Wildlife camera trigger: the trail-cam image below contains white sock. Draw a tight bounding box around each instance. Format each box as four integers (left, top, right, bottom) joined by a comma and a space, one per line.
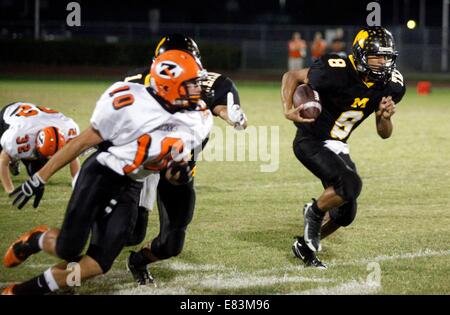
38, 232, 46, 250
43, 268, 59, 292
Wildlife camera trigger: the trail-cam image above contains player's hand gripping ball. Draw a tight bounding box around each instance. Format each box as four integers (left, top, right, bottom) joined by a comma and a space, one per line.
293, 84, 322, 119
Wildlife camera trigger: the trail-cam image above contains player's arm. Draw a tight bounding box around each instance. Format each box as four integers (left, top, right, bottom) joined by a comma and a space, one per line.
281, 68, 314, 123
213, 106, 229, 122
69, 158, 80, 178
10, 126, 103, 209
38, 126, 103, 182
375, 96, 395, 139
0, 150, 14, 193
211, 79, 247, 130
213, 103, 248, 130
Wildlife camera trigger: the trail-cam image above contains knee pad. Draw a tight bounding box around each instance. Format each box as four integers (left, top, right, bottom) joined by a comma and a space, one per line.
125, 206, 149, 246
335, 170, 362, 201
329, 200, 357, 227
55, 237, 83, 264
151, 229, 186, 260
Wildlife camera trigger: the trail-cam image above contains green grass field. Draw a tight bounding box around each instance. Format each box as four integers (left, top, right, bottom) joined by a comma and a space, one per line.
0, 78, 449, 295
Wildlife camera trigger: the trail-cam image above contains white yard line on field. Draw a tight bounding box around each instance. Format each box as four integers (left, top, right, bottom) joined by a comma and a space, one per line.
256, 248, 450, 274
170, 273, 335, 290
16, 248, 449, 295
163, 261, 230, 272
291, 280, 381, 295
327, 248, 450, 268
113, 284, 188, 295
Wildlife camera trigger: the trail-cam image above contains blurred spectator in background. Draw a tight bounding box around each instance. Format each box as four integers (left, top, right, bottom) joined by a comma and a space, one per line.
288, 32, 307, 70
310, 32, 327, 63
330, 28, 347, 58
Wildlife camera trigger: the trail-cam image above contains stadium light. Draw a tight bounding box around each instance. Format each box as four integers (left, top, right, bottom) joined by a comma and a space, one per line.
407, 20, 416, 29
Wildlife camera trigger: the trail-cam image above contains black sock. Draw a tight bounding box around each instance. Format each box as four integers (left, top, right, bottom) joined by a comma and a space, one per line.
129, 248, 153, 267
27, 232, 44, 254
311, 200, 325, 219
13, 274, 52, 295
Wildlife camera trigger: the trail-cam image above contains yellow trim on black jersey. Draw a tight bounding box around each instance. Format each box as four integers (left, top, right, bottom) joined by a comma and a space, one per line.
348, 54, 375, 88
144, 74, 151, 87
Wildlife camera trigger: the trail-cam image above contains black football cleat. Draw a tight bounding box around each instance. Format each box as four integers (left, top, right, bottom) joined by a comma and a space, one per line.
292, 236, 328, 270
303, 200, 324, 252
126, 251, 155, 286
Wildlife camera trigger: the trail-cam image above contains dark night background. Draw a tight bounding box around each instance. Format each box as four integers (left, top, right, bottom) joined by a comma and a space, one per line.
0, 0, 443, 27
0, 0, 447, 74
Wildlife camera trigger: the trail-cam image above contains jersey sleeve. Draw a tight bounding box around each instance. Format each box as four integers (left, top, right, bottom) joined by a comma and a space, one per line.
210, 77, 240, 115
0, 129, 34, 160
387, 69, 406, 104
307, 54, 348, 94
90, 82, 125, 141
66, 119, 80, 140
0, 130, 13, 157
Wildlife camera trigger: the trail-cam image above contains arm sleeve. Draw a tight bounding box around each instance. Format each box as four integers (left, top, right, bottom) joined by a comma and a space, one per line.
89, 84, 122, 141
210, 77, 240, 115
0, 131, 12, 158
1, 130, 21, 160
307, 57, 336, 93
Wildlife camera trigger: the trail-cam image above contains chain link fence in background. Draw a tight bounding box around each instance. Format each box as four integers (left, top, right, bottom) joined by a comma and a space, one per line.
1, 21, 449, 74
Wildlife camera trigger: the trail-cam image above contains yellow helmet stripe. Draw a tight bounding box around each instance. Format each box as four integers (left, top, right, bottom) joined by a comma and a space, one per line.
353, 30, 369, 48
154, 37, 167, 57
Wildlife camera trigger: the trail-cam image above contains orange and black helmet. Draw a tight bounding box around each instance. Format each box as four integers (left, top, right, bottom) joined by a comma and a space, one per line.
35, 126, 65, 159
352, 26, 398, 83
150, 50, 207, 111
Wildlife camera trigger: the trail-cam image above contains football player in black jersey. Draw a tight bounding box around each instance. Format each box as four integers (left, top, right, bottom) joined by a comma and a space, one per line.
281, 27, 405, 268
123, 34, 248, 285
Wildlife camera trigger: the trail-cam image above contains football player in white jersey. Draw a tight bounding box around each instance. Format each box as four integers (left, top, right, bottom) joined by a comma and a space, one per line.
123, 35, 248, 285
1, 50, 212, 295
0, 102, 80, 204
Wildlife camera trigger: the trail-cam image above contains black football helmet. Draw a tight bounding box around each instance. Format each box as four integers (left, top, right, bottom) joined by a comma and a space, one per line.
154, 33, 201, 60
352, 26, 398, 84
152, 34, 213, 102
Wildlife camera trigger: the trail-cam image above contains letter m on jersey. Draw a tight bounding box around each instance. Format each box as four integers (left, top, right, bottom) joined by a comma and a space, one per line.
350, 98, 369, 109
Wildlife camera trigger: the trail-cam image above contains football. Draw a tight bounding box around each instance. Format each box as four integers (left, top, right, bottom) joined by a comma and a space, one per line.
293, 84, 322, 119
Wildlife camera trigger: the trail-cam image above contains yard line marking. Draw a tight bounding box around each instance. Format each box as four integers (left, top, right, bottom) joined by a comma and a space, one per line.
257, 248, 450, 274
112, 284, 188, 295
327, 248, 450, 268
21, 248, 450, 295
291, 280, 381, 295
163, 261, 230, 272
170, 273, 335, 290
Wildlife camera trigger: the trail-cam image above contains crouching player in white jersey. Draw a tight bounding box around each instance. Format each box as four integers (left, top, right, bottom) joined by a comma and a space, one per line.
0, 102, 80, 206
1, 50, 212, 295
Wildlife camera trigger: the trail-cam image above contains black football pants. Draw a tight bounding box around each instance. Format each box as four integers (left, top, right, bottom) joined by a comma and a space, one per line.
56, 152, 142, 272
293, 132, 362, 227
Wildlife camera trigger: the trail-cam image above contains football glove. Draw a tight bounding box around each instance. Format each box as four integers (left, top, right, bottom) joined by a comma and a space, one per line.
10, 174, 46, 209
165, 162, 193, 185
227, 92, 247, 130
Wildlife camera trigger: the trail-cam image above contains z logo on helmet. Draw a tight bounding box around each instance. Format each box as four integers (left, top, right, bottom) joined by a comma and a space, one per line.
156, 61, 182, 79
37, 131, 46, 147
